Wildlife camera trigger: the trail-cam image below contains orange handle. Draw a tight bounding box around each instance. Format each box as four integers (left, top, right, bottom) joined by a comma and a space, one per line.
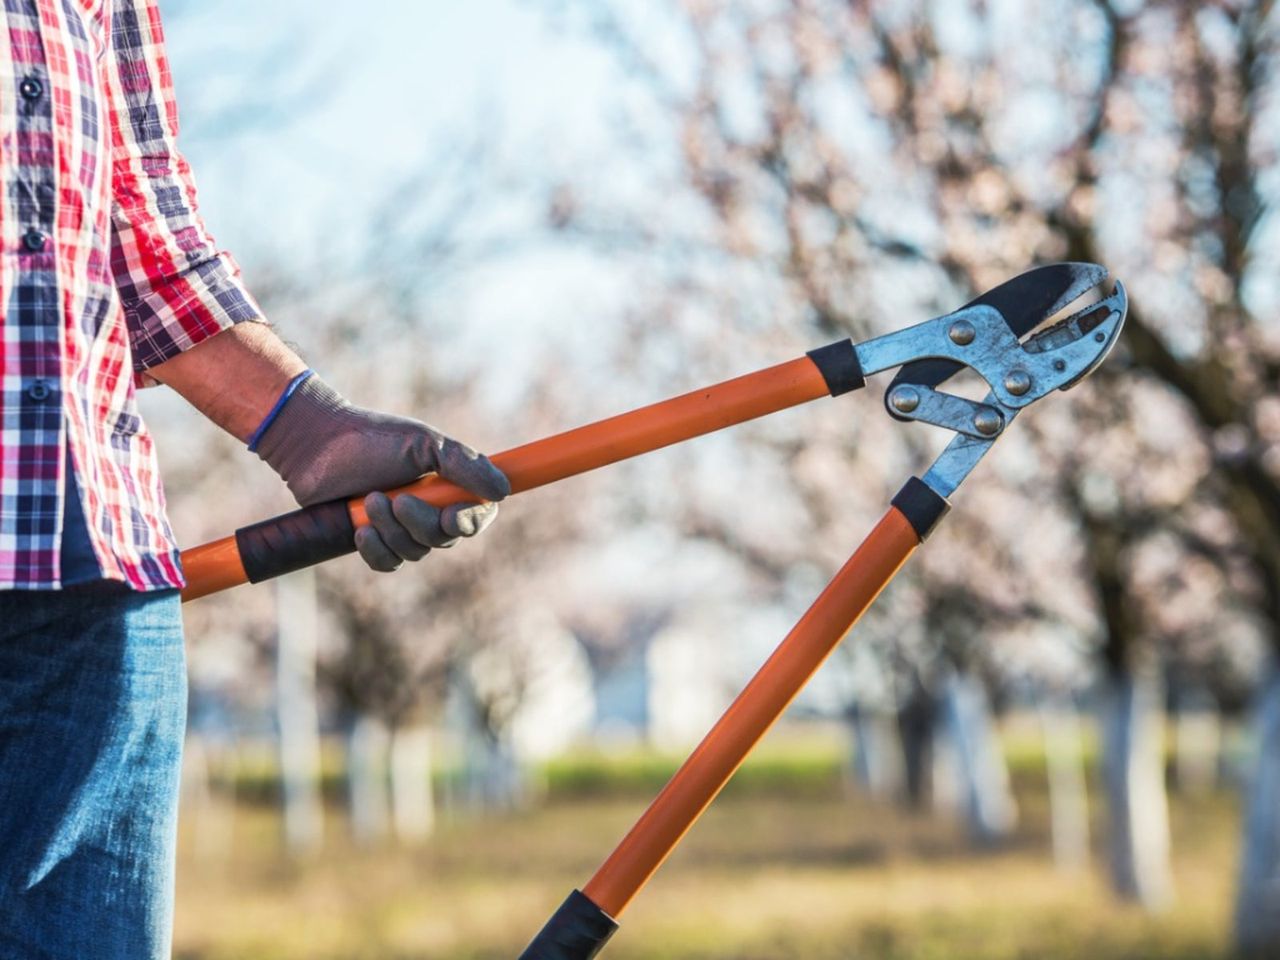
180, 355, 835, 602
581, 505, 919, 917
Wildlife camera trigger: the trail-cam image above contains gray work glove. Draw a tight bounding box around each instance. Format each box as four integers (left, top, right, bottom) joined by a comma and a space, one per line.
256, 376, 510, 572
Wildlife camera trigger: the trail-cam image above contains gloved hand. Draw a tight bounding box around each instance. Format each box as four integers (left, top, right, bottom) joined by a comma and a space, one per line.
255, 375, 509, 572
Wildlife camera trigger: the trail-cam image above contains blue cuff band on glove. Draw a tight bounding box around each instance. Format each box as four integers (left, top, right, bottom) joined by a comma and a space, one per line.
246, 369, 315, 452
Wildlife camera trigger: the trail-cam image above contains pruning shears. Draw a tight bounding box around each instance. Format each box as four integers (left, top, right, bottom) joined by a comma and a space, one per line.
178, 262, 1127, 959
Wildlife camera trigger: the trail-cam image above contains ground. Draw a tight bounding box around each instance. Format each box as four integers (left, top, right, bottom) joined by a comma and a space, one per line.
172, 731, 1242, 959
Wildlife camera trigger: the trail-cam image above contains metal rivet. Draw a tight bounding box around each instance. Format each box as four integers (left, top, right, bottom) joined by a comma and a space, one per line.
1094, 331, 1106, 342
1004, 369, 1032, 396
889, 385, 921, 414
1053, 359, 1066, 372
948, 320, 976, 346
973, 408, 1003, 436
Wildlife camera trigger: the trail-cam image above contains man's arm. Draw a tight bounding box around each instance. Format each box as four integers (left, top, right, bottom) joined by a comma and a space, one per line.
105, 3, 506, 570
149, 323, 509, 571
147, 322, 305, 442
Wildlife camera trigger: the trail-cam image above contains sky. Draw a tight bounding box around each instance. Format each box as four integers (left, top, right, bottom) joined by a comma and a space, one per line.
161, 0, 658, 401
165, 0, 624, 267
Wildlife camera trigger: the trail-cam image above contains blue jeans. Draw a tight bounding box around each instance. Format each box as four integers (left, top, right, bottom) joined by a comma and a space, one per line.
0, 583, 186, 960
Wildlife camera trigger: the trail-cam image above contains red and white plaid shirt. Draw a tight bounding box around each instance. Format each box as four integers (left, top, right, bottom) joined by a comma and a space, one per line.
0, 0, 261, 590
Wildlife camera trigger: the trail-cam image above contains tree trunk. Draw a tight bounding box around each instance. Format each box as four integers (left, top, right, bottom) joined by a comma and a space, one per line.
848, 705, 903, 799
1235, 660, 1280, 955
276, 568, 324, 855
940, 671, 1018, 844
1038, 695, 1090, 871
180, 729, 234, 867
1078, 496, 1173, 909
390, 724, 435, 844
897, 687, 935, 809
1100, 664, 1173, 909
930, 727, 961, 816
454, 668, 530, 812
1173, 688, 1220, 796
347, 713, 390, 845
464, 735, 528, 811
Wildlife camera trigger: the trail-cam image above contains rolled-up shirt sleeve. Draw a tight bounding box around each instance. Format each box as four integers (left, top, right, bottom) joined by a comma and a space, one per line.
104, 0, 264, 385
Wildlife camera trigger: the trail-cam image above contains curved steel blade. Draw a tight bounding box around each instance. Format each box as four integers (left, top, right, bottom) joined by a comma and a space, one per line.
889, 262, 1109, 396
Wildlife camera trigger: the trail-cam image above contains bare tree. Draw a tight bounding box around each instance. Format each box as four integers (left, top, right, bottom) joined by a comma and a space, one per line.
537, 0, 1279, 931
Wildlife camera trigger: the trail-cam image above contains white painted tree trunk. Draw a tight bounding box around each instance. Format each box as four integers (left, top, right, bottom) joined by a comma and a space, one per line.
931, 730, 962, 816
1235, 662, 1280, 954
180, 729, 212, 840
940, 671, 1017, 844
276, 568, 324, 855
1173, 692, 1221, 796
347, 713, 391, 845
1100, 666, 1173, 909
180, 730, 234, 866
465, 736, 528, 811
1038, 696, 1090, 871
390, 724, 435, 844
849, 706, 903, 798
452, 668, 529, 812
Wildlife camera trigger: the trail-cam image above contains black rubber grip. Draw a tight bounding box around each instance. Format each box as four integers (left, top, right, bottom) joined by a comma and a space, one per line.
518, 889, 618, 960
891, 477, 950, 541
235, 499, 357, 583
806, 339, 865, 396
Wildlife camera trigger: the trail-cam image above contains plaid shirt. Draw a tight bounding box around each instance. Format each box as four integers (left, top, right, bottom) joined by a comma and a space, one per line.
1, 0, 262, 590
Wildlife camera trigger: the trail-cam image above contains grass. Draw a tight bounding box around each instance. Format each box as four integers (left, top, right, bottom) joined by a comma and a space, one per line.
173, 729, 1244, 960
541, 736, 847, 800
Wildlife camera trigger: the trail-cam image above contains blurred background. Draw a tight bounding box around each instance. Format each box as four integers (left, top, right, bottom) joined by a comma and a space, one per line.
147, 0, 1279, 957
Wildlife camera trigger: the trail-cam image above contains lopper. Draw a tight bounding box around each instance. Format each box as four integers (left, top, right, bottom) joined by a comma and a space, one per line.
179, 262, 1128, 959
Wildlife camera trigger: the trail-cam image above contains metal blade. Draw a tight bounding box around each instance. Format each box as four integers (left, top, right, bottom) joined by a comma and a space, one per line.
965, 262, 1108, 339
888, 262, 1109, 401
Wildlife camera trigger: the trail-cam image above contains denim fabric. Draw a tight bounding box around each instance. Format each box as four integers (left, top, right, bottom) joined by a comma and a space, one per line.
0, 583, 186, 960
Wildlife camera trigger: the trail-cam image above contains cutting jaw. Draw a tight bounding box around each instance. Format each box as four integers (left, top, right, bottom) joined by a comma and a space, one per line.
1020, 279, 1126, 390
852, 262, 1128, 497
886, 262, 1111, 399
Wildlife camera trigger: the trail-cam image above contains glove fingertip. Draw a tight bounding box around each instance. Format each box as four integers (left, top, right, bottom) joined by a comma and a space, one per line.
480, 459, 512, 501
437, 440, 510, 501
391, 494, 442, 546
355, 525, 402, 573
459, 456, 510, 502
443, 501, 500, 538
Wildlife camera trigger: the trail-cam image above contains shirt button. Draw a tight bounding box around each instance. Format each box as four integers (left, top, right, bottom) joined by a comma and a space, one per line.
19, 76, 42, 101
22, 228, 47, 252
26, 380, 50, 402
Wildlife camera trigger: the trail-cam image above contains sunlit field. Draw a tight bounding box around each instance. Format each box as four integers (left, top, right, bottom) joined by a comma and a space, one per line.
172, 729, 1241, 960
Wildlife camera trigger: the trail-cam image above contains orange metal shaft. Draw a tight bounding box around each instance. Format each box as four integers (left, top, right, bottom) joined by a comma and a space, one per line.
180, 355, 831, 601
179, 537, 250, 600
581, 506, 920, 917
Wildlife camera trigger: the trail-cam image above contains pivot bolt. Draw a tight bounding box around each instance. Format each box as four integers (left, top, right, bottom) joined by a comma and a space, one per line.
1004, 369, 1032, 396
973, 408, 1003, 437
889, 385, 921, 414
948, 320, 976, 346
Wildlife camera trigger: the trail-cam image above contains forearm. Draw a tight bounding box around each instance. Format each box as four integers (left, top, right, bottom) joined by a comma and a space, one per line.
147, 322, 307, 442
150, 321, 507, 572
